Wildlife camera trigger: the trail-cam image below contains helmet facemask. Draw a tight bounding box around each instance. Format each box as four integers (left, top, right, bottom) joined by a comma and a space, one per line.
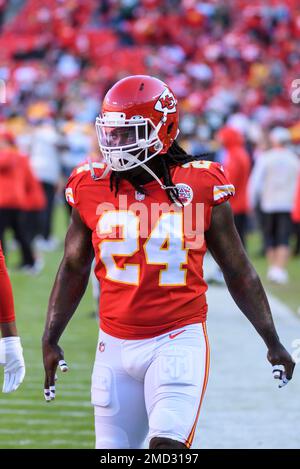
95, 112, 165, 172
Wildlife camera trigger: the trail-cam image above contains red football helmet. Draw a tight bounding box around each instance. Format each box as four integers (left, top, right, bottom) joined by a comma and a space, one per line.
95, 75, 179, 172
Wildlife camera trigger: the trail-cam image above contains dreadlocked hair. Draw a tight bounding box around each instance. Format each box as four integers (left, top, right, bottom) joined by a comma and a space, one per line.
110, 169, 145, 197
109, 140, 213, 205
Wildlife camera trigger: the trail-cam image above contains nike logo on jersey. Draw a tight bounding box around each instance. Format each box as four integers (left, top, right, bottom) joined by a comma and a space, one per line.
169, 329, 186, 339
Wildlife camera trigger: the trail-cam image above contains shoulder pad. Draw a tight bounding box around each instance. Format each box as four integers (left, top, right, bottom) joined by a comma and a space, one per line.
75, 161, 105, 175
181, 160, 216, 170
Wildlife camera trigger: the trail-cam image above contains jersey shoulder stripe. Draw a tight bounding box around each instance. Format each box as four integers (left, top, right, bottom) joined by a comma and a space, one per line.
213, 184, 235, 201
181, 160, 214, 170
177, 160, 234, 206
65, 161, 108, 207
76, 161, 105, 175
65, 187, 75, 205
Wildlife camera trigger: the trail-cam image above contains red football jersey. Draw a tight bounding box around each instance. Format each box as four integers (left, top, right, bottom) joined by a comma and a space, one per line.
0, 243, 15, 324
66, 160, 234, 339
292, 174, 300, 223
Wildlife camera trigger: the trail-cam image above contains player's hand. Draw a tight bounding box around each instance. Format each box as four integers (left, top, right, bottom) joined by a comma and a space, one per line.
42, 340, 68, 402
267, 342, 295, 388
0, 337, 26, 393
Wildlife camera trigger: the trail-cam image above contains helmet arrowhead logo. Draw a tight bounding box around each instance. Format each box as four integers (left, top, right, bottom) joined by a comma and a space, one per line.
154, 88, 177, 114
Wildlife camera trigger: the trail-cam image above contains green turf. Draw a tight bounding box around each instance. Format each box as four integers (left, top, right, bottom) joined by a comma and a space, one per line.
0, 206, 299, 448
247, 231, 300, 316
0, 204, 97, 449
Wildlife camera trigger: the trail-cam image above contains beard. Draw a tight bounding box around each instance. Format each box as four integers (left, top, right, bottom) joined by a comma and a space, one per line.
115, 151, 165, 187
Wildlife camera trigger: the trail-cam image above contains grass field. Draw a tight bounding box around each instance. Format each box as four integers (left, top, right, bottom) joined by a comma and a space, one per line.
0, 204, 299, 449
247, 232, 300, 315
0, 205, 96, 449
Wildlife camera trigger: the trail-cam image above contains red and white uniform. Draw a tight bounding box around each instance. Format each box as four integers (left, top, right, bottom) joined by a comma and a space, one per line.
292, 174, 300, 223
0, 243, 25, 394
66, 159, 234, 448
0, 243, 15, 324
66, 160, 234, 339
0, 149, 45, 211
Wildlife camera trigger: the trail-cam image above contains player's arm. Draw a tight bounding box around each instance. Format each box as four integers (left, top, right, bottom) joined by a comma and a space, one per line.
0, 247, 25, 393
42, 207, 94, 401
205, 201, 295, 386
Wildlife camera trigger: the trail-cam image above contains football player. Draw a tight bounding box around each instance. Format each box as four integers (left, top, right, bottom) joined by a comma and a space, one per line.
0, 243, 25, 392
42, 76, 295, 449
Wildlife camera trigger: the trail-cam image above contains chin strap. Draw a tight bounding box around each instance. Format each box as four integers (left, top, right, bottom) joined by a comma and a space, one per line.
90, 155, 177, 192
116, 151, 175, 192
133, 113, 177, 191
89, 156, 176, 192
139, 162, 176, 191
90, 140, 176, 192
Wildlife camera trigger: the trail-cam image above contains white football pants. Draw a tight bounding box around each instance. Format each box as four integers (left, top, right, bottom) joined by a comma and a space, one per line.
91, 322, 210, 449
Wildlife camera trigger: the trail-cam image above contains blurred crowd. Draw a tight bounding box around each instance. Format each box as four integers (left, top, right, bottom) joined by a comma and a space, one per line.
0, 0, 299, 284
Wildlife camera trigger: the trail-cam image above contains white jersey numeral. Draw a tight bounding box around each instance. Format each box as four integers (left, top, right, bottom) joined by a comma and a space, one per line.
144, 212, 188, 286
98, 211, 140, 285
97, 211, 188, 286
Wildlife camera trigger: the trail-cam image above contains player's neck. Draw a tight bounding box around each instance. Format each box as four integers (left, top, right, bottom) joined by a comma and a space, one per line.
123, 155, 166, 186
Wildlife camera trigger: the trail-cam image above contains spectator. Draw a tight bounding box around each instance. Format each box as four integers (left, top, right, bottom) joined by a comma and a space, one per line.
60, 120, 92, 179
29, 119, 62, 251
216, 126, 251, 247
249, 127, 299, 284
292, 173, 300, 256
0, 130, 43, 273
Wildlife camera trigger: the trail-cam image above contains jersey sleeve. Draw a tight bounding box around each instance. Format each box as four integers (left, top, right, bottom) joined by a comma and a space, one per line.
0, 244, 15, 324
191, 161, 235, 232
292, 175, 300, 223
65, 169, 79, 208
205, 162, 235, 206
65, 161, 106, 209
65, 162, 94, 210
65, 161, 107, 228
65, 166, 90, 227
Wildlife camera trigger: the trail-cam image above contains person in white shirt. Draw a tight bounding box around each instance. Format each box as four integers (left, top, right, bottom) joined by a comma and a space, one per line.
249, 127, 299, 284
29, 120, 62, 251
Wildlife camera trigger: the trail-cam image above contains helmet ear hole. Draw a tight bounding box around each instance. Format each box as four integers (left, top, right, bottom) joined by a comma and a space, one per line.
167, 123, 174, 134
